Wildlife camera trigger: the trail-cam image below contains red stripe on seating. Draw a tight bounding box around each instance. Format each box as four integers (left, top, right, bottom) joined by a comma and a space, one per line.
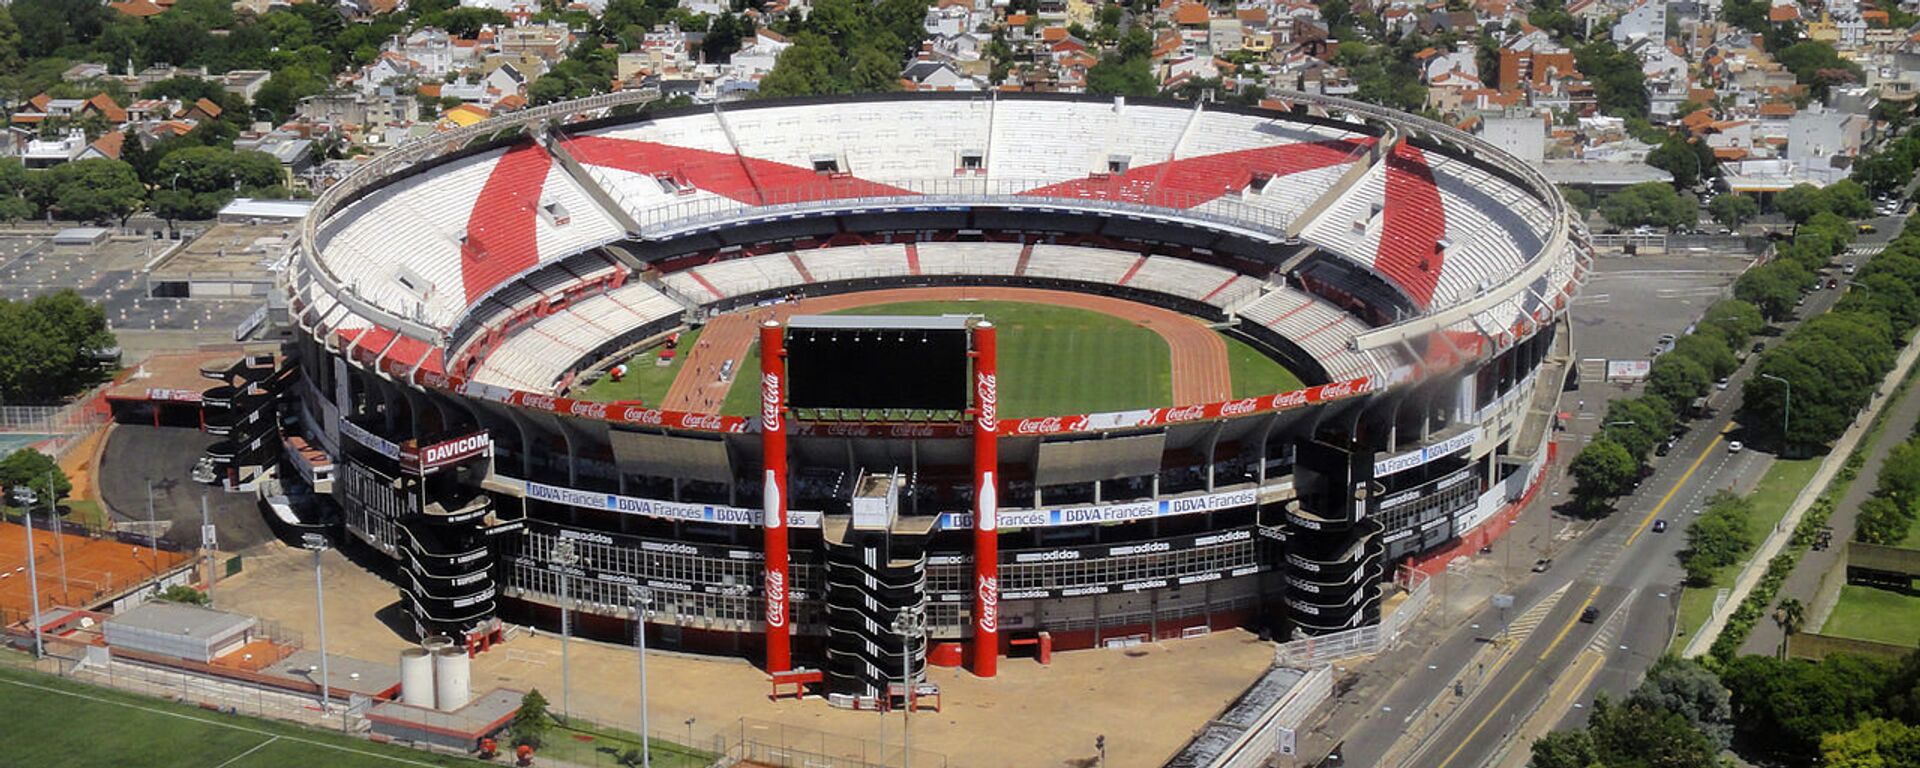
686, 269, 726, 300
563, 136, 915, 204
787, 252, 816, 283
1375, 144, 1446, 308
1264, 296, 1313, 327
1201, 274, 1239, 302
1018, 138, 1374, 207
1015, 244, 1034, 276
462, 143, 552, 304
1297, 317, 1344, 341
905, 243, 921, 275
1117, 255, 1148, 285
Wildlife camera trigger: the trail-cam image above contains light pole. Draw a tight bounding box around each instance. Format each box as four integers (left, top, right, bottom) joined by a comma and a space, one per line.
46, 472, 65, 599
1760, 373, 1791, 450
301, 533, 332, 718
550, 538, 579, 722
18, 486, 44, 659
892, 605, 926, 768
684, 718, 696, 766
628, 585, 654, 768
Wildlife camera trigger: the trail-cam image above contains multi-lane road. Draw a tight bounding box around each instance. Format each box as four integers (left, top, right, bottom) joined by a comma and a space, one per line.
1343, 230, 1893, 768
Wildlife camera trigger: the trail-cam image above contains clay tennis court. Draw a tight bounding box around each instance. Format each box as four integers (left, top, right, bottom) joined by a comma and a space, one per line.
0, 520, 191, 617
664, 286, 1232, 412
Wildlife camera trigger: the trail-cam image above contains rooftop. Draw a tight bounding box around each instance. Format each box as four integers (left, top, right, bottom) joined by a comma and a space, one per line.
104, 601, 256, 642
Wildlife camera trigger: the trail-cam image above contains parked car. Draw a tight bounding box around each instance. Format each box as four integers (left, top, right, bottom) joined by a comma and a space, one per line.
1728, 441, 1744, 453
1716, 377, 1731, 390
1532, 558, 1553, 573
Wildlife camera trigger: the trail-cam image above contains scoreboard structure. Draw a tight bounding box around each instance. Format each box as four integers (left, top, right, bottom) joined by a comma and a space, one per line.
759, 317, 1003, 679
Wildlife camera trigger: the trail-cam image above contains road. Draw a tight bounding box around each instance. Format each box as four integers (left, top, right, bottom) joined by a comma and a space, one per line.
1367, 236, 1882, 768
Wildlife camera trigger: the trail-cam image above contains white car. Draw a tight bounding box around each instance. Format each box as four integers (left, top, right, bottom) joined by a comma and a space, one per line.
1728, 441, 1744, 453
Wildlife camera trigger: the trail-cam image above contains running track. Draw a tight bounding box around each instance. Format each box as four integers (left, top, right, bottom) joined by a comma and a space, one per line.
662, 287, 1231, 412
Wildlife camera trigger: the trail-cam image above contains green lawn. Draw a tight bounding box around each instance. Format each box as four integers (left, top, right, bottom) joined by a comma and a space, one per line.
706, 301, 1305, 418
1821, 585, 1920, 647
1671, 456, 1823, 651
575, 327, 701, 406
537, 719, 713, 768
827, 300, 1170, 417
0, 660, 483, 767
1226, 337, 1305, 398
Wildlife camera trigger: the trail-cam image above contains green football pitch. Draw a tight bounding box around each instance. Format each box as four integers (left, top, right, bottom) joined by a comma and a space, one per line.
0, 662, 482, 768
706, 300, 1303, 418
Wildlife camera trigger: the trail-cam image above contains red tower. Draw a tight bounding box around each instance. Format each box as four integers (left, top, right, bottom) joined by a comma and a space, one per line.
972, 321, 1000, 677
759, 320, 792, 674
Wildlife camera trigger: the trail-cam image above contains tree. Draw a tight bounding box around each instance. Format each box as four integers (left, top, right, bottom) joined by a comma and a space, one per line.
0, 291, 115, 404
1735, 262, 1813, 320
1773, 597, 1806, 659
1777, 40, 1862, 97
0, 448, 70, 505
1575, 41, 1649, 118
1826, 180, 1877, 219
1702, 299, 1765, 344
1648, 353, 1711, 406
1854, 496, 1912, 545
1587, 693, 1724, 768
1877, 440, 1920, 507
1684, 491, 1753, 584
1710, 194, 1759, 230
1647, 135, 1704, 189
1777, 183, 1827, 223
1571, 438, 1637, 507
1823, 718, 1920, 768
159, 585, 209, 605
1086, 54, 1157, 96
1599, 182, 1696, 231
1530, 729, 1602, 768
1720, 653, 1896, 762
1630, 657, 1734, 749
40, 158, 144, 223
511, 689, 554, 748
1744, 338, 1877, 446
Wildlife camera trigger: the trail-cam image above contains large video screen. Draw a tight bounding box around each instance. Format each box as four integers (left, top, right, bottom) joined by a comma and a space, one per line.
786, 320, 971, 411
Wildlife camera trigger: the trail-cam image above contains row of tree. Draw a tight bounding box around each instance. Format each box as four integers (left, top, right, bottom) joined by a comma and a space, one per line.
1568, 299, 1764, 510
1740, 217, 1920, 448
1683, 491, 1759, 586
1537, 649, 1920, 767
1855, 434, 1920, 545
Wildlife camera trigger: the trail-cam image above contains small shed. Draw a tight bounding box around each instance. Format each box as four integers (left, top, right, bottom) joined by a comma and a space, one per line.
103, 601, 256, 664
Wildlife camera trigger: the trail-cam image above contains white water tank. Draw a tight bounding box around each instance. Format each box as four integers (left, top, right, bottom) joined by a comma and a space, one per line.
399, 647, 435, 709
421, 635, 454, 653
432, 646, 471, 712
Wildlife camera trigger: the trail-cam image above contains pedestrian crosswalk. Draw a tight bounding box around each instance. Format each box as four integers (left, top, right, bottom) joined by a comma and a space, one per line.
1502, 583, 1569, 640
1848, 245, 1886, 258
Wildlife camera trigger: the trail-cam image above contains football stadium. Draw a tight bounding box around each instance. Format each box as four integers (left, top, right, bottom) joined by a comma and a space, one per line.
251, 91, 1588, 699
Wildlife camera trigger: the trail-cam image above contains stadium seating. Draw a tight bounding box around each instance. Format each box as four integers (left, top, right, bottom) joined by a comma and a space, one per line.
913, 242, 1023, 275
471, 281, 682, 391
1236, 288, 1399, 381
316, 143, 627, 334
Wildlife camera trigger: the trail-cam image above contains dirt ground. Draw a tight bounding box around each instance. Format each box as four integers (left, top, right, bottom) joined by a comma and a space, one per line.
219, 543, 1276, 768
0, 519, 190, 619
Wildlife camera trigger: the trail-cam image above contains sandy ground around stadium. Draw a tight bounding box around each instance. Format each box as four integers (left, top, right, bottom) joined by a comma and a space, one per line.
664, 287, 1231, 412
219, 543, 1273, 768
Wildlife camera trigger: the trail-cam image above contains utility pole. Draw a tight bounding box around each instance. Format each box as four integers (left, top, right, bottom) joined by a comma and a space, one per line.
892, 605, 925, 768
303, 534, 332, 721
22, 496, 44, 658
145, 481, 160, 587
629, 585, 654, 768
200, 496, 216, 608
550, 539, 579, 722
47, 472, 65, 599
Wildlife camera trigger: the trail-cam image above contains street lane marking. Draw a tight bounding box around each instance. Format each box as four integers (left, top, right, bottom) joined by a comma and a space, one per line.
1430, 429, 1729, 768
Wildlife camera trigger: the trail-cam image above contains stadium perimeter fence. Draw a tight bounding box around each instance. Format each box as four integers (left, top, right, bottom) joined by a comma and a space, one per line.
1272, 567, 1432, 668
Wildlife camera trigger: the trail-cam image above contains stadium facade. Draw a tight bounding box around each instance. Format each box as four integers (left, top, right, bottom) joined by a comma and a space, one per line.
254, 92, 1588, 699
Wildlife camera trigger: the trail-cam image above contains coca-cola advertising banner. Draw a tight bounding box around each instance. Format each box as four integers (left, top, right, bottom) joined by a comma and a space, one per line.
392, 359, 1368, 438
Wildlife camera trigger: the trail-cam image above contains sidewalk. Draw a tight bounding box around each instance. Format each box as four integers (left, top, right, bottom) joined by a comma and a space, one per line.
1741, 365, 1920, 655
1685, 323, 1920, 658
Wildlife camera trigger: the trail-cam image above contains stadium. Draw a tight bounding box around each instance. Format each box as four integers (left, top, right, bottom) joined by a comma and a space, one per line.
258, 91, 1588, 700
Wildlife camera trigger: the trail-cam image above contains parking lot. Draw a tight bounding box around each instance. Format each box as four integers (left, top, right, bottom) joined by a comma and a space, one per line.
0, 234, 264, 353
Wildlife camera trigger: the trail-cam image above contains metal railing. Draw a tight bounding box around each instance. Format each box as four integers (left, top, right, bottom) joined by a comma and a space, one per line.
1272, 568, 1431, 667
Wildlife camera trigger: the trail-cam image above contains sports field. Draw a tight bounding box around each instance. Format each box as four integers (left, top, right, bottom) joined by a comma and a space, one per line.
0, 518, 190, 618
0, 661, 482, 767
575, 327, 704, 406
689, 300, 1302, 418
